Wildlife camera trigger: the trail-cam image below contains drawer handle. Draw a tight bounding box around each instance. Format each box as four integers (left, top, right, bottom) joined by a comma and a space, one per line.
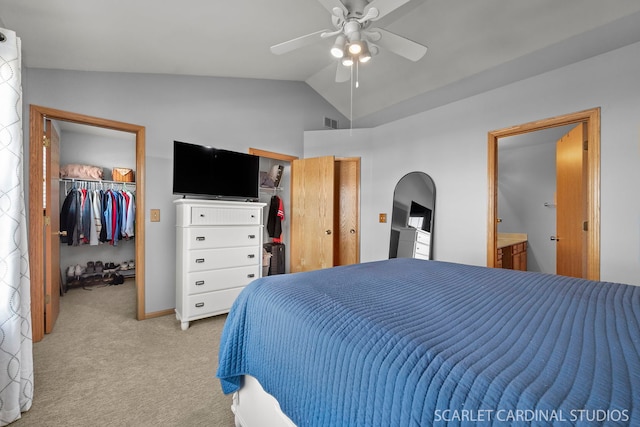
200, 214, 205, 217
247, 274, 255, 278
195, 302, 204, 308
195, 258, 205, 263
250, 214, 256, 218
247, 254, 255, 259
195, 280, 205, 286
196, 236, 205, 241
248, 234, 256, 239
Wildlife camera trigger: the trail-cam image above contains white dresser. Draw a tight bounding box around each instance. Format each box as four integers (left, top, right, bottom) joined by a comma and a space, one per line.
397, 227, 431, 260
175, 199, 266, 330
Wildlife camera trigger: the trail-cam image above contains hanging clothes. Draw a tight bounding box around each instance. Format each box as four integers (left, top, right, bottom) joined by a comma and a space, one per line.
90, 189, 102, 245
267, 195, 284, 243
59, 187, 78, 245
60, 183, 135, 246
80, 188, 92, 244
122, 190, 135, 239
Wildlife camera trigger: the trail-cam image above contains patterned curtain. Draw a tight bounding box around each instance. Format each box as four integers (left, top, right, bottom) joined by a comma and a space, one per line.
0, 28, 33, 426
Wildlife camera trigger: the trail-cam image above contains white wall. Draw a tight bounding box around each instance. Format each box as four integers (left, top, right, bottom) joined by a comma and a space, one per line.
305, 40, 640, 286
23, 70, 348, 313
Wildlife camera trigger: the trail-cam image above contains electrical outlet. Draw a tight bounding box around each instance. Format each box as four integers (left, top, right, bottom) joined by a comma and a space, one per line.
379, 213, 387, 223
150, 209, 160, 222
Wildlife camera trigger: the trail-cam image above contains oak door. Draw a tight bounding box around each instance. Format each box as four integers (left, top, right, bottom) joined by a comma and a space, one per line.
334, 158, 359, 266
556, 123, 588, 278
290, 156, 335, 272
44, 119, 61, 333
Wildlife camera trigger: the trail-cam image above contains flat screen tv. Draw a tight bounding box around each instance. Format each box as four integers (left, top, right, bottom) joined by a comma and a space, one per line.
172, 141, 259, 200
408, 200, 432, 232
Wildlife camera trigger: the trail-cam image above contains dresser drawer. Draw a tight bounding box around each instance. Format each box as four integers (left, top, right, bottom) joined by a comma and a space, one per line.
185, 226, 261, 250
185, 287, 245, 318
187, 265, 259, 294
416, 231, 431, 245
191, 206, 262, 226
188, 246, 260, 272
415, 242, 430, 257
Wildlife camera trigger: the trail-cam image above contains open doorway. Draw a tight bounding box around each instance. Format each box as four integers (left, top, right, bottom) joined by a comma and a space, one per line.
487, 108, 600, 280
29, 105, 146, 342
249, 148, 298, 275
56, 121, 137, 294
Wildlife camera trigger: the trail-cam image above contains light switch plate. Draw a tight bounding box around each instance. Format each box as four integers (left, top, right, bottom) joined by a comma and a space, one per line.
150, 209, 160, 222
379, 213, 387, 223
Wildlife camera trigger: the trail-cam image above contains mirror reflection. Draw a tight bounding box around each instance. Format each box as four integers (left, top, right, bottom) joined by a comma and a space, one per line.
389, 172, 435, 260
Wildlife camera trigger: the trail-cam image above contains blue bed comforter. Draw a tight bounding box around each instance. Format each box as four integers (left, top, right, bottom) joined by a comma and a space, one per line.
217, 259, 639, 426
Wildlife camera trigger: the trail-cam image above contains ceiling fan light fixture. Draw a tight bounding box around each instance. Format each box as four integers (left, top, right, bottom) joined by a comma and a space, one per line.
342, 56, 354, 67
359, 42, 371, 63
348, 41, 362, 55
330, 35, 347, 58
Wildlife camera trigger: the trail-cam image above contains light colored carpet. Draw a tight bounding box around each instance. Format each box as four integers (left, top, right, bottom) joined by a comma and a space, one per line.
11, 280, 235, 426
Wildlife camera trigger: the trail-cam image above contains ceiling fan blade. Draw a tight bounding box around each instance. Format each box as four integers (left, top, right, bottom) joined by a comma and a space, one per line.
270, 30, 327, 55
371, 28, 427, 61
335, 62, 351, 82
317, 0, 348, 16
364, 0, 411, 21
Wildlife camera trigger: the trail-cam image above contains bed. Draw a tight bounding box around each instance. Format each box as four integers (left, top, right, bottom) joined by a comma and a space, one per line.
217, 258, 639, 426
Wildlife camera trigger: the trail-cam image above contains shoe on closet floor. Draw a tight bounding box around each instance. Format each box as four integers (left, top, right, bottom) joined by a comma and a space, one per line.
66, 265, 75, 279
74, 264, 84, 277
95, 261, 104, 273
86, 261, 95, 274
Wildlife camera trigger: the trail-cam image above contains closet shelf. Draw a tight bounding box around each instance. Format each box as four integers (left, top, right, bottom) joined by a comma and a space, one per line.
60, 178, 136, 186
260, 186, 282, 193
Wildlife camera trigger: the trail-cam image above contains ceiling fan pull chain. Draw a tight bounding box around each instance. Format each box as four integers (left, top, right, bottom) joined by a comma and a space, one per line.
350, 64, 354, 133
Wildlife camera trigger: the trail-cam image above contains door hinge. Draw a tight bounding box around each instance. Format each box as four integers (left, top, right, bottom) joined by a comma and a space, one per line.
583, 220, 588, 231
583, 140, 588, 151
44, 216, 51, 226
43, 135, 51, 148
45, 294, 51, 304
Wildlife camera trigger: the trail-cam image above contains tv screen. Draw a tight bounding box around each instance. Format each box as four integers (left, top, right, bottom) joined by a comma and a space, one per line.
173, 141, 259, 200
408, 200, 432, 232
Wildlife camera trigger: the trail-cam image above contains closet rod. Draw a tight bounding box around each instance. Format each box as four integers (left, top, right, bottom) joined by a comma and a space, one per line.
60, 178, 136, 186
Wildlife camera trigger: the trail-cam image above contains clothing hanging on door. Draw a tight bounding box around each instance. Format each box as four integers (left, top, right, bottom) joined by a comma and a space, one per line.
266, 195, 284, 243
60, 184, 135, 246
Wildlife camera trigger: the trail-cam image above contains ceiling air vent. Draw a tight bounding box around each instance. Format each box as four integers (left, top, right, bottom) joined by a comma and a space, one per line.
324, 117, 338, 130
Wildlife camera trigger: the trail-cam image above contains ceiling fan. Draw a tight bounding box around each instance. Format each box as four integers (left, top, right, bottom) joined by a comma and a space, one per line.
270, 0, 428, 82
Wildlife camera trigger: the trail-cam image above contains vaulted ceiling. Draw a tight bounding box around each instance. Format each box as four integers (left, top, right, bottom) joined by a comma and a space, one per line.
2, 0, 640, 123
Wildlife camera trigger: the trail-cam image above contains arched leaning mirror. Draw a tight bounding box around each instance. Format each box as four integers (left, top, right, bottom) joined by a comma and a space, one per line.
389, 172, 435, 260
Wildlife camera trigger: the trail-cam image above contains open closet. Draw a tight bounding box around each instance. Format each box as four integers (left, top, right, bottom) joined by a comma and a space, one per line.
56, 121, 137, 291
29, 105, 146, 342
249, 148, 298, 275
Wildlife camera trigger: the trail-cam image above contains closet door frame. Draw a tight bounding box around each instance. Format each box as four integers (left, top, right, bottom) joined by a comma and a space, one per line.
248, 148, 298, 274
29, 104, 146, 342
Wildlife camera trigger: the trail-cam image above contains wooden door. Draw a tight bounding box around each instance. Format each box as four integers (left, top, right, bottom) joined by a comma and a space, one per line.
556, 123, 587, 278
30, 105, 147, 342
44, 119, 61, 332
290, 156, 335, 272
487, 108, 600, 281
334, 158, 360, 266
